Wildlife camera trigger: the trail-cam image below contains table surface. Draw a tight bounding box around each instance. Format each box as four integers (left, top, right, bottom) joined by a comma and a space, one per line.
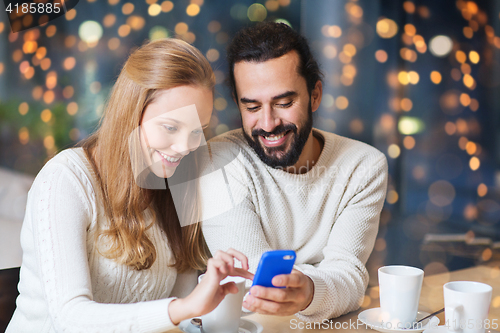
167, 265, 500, 332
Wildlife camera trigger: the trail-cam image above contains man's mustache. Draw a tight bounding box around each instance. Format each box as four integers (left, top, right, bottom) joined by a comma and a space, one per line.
251, 124, 297, 137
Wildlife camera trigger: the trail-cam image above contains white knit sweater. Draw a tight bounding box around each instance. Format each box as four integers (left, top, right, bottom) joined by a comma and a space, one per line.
7, 148, 197, 333
200, 129, 388, 322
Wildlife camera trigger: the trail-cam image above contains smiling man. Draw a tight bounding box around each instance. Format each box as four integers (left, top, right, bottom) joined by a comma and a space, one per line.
200, 22, 388, 321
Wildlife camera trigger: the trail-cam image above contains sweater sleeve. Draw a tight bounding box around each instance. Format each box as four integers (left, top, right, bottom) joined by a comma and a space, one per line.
29, 162, 177, 333
295, 155, 388, 321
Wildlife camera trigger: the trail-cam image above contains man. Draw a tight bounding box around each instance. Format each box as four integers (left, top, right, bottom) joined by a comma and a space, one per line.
200, 22, 388, 321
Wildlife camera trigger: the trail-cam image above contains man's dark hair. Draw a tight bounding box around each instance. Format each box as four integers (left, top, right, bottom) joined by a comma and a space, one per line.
227, 22, 322, 101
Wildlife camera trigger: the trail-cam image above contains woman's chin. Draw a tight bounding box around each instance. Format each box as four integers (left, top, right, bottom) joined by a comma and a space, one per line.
150, 165, 176, 179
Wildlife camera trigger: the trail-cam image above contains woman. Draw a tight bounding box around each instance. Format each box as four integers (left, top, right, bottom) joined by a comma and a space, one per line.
7, 38, 252, 332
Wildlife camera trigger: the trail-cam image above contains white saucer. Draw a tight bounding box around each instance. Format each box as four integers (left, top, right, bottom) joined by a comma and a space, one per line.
358, 308, 440, 333
179, 318, 263, 333
423, 325, 500, 333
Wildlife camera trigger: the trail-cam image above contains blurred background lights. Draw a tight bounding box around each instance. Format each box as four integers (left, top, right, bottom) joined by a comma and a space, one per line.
428, 180, 456, 207
477, 183, 488, 197
430, 71, 442, 84
230, 4, 248, 20
375, 50, 388, 63
386, 190, 399, 204
388, 144, 401, 158
376, 18, 398, 39
65, 9, 77, 21
248, 3, 267, 22
18, 102, 29, 115
122, 3, 134, 15
398, 117, 425, 135
335, 96, 349, 110
403, 136, 416, 149
148, 4, 162, 16
161, 1, 174, 12
78, 21, 103, 44
149, 26, 169, 40
469, 156, 480, 171
469, 50, 480, 63
321, 94, 334, 108
429, 35, 453, 57
186, 4, 201, 16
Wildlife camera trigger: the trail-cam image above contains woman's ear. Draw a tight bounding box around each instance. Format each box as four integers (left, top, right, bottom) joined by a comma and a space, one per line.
310, 80, 323, 113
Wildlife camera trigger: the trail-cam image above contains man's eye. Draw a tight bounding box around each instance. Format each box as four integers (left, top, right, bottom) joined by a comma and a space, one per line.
277, 101, 293, 108
247, 106, 260, 111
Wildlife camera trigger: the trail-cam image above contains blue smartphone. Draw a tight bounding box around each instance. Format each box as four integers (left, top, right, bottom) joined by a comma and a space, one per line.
251, 250, 296, 288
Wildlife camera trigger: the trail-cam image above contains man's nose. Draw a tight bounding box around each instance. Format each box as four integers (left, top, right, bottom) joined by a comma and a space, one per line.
258, 105, 281, 133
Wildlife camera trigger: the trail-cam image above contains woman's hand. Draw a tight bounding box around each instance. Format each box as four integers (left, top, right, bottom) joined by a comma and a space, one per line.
168, 248, 254, 325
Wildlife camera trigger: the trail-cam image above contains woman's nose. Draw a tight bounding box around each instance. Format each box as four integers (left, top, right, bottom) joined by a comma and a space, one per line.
171, 134, 200, 155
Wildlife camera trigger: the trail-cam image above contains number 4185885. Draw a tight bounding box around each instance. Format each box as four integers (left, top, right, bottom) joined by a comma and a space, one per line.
5, 2, 61, 14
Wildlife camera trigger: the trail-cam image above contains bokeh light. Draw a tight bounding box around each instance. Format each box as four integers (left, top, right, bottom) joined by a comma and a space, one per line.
248, 3, 267, 22
375, 50, 388, 63
429, 180, 455, 207
388, 144, 401, 158
161, 1, 174, 12
122, 3, 134, 15
398, 117, 425, 135
429, 35, 453, 57
376, 18, 398, 39
335, 96, 349, 110
79, 21, 103, 44
149, 26, 169, 40
186, 4, 200, 16
148, 4, 162, 16
469, 156, 480, 171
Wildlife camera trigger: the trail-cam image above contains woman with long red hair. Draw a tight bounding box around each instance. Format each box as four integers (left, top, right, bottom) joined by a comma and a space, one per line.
7, 38, 251, 332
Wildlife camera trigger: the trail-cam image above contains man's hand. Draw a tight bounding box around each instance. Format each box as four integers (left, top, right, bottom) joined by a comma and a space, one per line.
242, 269, 314, 316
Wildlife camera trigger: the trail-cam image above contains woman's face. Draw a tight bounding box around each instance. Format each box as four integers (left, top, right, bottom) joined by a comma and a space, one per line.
139, 85, 213, 179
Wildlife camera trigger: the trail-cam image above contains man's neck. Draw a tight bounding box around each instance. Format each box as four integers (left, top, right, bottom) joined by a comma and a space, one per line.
285, 130, 324, 174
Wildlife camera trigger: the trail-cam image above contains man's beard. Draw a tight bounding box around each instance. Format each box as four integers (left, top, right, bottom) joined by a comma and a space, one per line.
242, 104, 313, 168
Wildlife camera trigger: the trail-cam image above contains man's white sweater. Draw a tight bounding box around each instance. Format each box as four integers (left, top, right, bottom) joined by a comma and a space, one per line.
200, 128, 388, 321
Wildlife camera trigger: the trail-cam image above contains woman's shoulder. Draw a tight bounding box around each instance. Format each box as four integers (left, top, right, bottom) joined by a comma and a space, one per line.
33, 148, 98, 201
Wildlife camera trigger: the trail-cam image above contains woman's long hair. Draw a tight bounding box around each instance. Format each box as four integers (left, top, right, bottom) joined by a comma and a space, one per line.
82, 38, 214, 272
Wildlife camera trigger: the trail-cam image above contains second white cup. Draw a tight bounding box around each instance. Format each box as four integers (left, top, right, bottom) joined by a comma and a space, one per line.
378, 265, 424, 328
444, 281, 492, 333
199, 275, 246, 333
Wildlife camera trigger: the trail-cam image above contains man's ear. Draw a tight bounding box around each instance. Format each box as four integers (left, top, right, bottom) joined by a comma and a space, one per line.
310, 81, 323, 113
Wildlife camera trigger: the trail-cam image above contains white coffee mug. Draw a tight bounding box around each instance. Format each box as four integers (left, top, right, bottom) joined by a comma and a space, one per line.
199, 275, 246, 333
378, 265, 424, 328
444, 281, 492, 333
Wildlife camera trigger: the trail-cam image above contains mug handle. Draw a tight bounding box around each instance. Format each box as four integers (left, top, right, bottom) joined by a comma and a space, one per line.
446, 304, 462, 332
241, 292, 255, 317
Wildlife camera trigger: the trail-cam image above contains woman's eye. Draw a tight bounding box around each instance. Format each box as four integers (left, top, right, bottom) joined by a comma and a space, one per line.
163, 125, 177, 132
192, 129, 203, 135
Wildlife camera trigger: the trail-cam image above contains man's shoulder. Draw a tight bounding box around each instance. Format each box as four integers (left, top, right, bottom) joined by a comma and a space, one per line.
317, 129, 387, 167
